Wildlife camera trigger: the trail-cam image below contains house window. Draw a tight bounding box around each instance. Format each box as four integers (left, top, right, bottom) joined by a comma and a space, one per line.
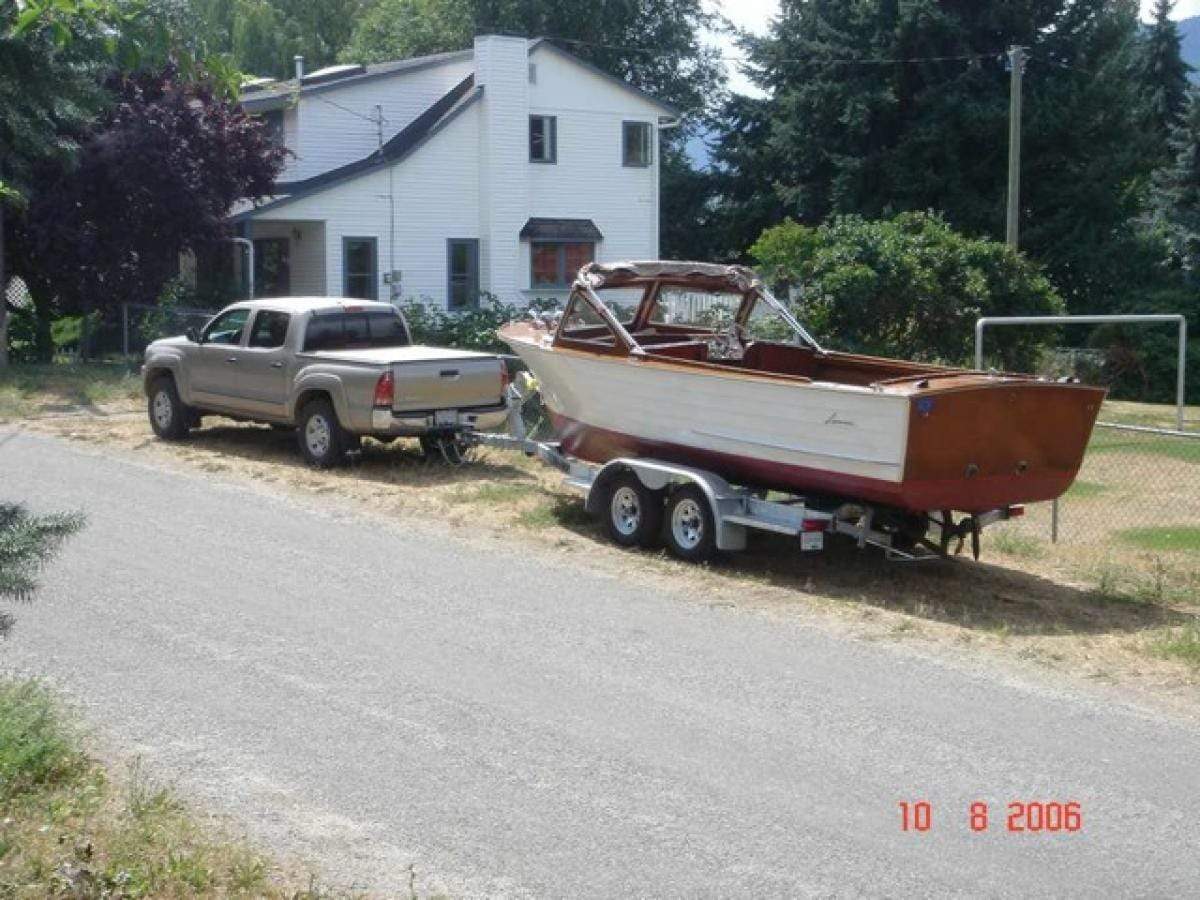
531, 241, 594, 289
253, 237, 290, 296
622, 121, 652, 167
530, 115, 557, 163
342, 237, 377, 300
447, 239, 479, 310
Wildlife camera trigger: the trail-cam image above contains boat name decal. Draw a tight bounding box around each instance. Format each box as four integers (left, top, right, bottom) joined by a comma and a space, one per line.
824, 412, 855, 427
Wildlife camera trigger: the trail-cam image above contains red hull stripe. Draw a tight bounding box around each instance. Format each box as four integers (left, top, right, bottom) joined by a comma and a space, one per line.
550, 412, 1075, 513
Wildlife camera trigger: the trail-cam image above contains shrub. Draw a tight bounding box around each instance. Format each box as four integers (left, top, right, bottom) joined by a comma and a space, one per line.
398, 292, 545, 353
750, 212, 1066, 370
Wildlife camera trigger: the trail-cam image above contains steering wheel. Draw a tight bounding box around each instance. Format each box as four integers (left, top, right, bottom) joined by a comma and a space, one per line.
708, 323, 747, 361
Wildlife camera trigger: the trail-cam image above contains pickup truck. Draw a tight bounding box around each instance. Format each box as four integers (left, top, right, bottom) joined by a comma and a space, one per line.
142, 297, 509, 467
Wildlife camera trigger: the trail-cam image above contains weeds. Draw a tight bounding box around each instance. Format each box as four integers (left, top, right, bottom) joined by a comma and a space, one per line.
0, 678, 326, 898
990, 528, 1046, 559
1149, 624, 1200, 668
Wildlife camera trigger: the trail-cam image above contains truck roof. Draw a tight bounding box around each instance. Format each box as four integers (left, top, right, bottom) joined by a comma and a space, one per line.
231, 297, 398, 315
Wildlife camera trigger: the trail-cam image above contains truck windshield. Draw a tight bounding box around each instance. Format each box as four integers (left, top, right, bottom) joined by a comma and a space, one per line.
303, 311, 411, 352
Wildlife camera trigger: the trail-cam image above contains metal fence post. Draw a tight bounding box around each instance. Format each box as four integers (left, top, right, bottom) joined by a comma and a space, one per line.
1051, 498, 1059, 543
1179, 317, 1188, 432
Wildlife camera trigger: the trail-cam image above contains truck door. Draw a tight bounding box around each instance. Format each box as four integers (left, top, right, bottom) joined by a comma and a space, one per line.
236, 309, 292, 418
191, 308, 250, 405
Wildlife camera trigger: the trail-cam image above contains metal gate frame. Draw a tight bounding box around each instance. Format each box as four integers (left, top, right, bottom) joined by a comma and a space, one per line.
975, 314, 1191, 541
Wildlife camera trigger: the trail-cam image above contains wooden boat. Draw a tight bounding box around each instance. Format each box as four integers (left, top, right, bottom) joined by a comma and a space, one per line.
499, 261, 1104, 516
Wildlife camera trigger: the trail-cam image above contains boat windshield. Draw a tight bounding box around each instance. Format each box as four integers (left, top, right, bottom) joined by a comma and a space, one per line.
641, 286, 806, 344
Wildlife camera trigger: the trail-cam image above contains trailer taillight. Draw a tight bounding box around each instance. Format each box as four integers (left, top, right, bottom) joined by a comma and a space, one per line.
373, 370, 394, 408
801, 518, 827, 532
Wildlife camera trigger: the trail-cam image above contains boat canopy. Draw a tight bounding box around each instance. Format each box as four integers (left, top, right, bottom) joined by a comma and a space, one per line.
579, 260, 762, 293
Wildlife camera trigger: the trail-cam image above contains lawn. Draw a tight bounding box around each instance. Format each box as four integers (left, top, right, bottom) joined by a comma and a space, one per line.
0, 363, 142, 421
0, 679, 333, 898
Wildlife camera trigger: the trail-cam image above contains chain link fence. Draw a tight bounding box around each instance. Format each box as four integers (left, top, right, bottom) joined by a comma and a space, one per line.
977, 316, 1198, 576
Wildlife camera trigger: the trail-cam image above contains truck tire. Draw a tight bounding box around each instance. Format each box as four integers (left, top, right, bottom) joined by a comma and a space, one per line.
297, 398, 351, 468
601, 472, 663, 548
663, 484, 717, 563
147, 375, 192, 441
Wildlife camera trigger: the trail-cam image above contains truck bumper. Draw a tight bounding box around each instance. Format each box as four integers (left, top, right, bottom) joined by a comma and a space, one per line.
371, 404, 509, 435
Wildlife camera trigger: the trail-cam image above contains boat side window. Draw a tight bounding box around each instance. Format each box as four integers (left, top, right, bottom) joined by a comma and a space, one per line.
647, 287, 741, 332
557, 295, 618, 348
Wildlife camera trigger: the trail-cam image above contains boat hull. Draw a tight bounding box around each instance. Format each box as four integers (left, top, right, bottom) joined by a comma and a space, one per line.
506, 331, 1103, 513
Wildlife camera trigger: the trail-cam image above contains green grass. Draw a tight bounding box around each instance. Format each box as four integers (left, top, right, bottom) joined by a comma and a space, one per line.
1117, 526, 1200, 554
990, 528, 1047, 559
0, 363, 141, 421
0, 677, 332, 898
1087, 429, 1200, 465
1065, 479, 1108, 499
1149, 625, 1200, 668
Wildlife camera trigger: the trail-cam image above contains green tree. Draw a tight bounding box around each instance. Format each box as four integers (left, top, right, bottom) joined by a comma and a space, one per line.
340, 0, 473, 64
750, 212, 1065, 369
1150, 86, 1200, 279
0, 504, 84, 637
341, 0, 723, 120
1137, 0, 1191, 149
719, 0, 1154, 310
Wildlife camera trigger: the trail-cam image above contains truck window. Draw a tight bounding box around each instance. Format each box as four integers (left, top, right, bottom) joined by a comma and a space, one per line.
248, 310, 291, 349
202, 308, 250, 345
302, 311, 411, 352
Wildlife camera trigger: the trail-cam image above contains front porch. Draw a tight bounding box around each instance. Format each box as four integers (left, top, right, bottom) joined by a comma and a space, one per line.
233, 219, 327, 299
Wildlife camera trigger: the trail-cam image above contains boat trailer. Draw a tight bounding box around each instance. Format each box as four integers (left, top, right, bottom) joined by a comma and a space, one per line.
461, 387, 1023, 563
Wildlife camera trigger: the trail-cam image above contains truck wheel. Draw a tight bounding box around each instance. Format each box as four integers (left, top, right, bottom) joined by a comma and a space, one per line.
664, 485, 717, 563
298, 398, 350, 468
148, 376, 192, 441
601, 472, 663, 548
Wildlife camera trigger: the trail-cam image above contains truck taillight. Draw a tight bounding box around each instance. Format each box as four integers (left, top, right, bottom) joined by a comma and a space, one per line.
500, 362, 510, 394
373, 370, 394, 407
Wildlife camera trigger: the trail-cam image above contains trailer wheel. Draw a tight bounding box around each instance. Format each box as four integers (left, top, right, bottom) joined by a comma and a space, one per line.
602, 473, 663, 548
664, 485, 716, 563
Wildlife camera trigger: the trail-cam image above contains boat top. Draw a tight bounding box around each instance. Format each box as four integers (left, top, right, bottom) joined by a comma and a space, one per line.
500, 260, 1105, 401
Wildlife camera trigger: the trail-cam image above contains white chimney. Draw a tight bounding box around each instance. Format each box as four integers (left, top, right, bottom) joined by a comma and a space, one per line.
475, 35, 530, 299
294, 55, 304, 81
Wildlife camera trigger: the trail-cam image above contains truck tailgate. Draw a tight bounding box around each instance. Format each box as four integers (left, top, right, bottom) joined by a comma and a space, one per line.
392, 356, 504, 413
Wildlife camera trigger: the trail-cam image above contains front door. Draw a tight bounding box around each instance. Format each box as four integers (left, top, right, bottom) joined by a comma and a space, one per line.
191, 307, 250, 405
254, 237, 291, 297
237, 309, 292, 418
447, 238, 479, 309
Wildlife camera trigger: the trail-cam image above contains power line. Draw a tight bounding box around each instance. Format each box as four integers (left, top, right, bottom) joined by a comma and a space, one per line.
544, 34, 1009, 66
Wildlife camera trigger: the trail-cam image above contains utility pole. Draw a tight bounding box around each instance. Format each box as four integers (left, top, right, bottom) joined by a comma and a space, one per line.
1006, 45, 1026, 249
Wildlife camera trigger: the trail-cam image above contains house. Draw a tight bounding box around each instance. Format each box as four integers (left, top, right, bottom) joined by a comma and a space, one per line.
227, 34, 678, 310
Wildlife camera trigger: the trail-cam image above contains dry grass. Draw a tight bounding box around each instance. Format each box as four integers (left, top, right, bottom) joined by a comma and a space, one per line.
0, 679, 341, 899
0, 364, 143, 422
15, 391, 1200, 710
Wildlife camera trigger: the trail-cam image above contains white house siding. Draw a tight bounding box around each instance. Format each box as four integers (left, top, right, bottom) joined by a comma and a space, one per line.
254, 105, 480, 303
242, 36, 670, 309
521, 46, 662, 303
281, 57, 474, 183
475, 35, 530, 304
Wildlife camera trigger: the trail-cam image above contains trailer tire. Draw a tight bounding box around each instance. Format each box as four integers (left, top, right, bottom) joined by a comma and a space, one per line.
601, 472, 663, 548
663, 484, 717, 563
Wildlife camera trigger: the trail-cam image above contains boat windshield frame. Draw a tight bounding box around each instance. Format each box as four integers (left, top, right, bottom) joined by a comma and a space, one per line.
567, 273, 824, 356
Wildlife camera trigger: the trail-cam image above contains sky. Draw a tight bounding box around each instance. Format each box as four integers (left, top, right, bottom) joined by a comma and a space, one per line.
712, 0, 1200, 96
